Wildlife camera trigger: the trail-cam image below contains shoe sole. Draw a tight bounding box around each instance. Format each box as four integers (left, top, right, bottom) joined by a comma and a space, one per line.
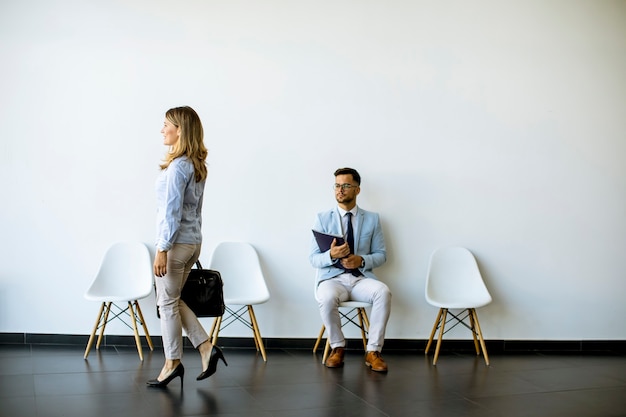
365, 362, 388, 372
325, 362, 344, 368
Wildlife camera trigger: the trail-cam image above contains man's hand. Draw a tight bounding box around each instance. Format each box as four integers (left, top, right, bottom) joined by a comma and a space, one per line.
154, 251, 167, 277
341, 254, 363, 270
329, 238, 350, 260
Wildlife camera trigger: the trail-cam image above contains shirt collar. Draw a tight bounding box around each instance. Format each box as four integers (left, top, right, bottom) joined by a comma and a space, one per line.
337, 206, 358, 217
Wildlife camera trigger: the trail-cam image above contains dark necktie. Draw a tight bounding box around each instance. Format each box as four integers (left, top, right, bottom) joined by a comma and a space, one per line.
345, 212, 361, 276
345, 212, 354, 254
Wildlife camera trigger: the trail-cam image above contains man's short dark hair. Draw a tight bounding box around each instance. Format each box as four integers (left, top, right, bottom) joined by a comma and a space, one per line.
334, 167, 361, 185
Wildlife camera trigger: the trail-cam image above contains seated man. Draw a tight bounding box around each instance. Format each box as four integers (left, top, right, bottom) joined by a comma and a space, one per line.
309, 167, 392, 372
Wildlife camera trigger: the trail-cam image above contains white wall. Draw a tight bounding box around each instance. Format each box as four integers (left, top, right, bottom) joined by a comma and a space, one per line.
1, 0, 625, 341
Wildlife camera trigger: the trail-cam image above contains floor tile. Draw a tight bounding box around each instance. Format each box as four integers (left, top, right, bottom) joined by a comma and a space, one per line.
0, 374, 35, 398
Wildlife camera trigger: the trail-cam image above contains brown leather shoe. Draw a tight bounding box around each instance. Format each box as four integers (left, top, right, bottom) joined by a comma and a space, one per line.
365, 351, 388, 372
325, 347, 345, 368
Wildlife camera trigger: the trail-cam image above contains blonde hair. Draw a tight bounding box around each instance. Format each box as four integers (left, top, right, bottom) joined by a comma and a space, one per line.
160, 106, 208, 182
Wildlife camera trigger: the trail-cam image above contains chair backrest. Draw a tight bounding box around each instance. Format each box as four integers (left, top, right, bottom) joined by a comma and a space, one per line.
425, 246, 492, 309
208, 242, 270, 305
84, 241, 154, 302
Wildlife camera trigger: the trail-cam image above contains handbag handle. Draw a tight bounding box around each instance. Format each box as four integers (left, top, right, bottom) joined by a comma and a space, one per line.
195, 260, 203, 269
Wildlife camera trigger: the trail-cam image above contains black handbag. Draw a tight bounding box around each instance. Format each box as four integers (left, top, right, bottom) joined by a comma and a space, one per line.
182, 261, 225, 317
156, 260, 225, 318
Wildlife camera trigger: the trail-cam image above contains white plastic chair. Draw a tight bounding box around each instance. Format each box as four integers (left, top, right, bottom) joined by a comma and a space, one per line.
207, 242, 270, 361
84, 242, 154, 361
312, 300, 371, 364
424, 247, 492, 365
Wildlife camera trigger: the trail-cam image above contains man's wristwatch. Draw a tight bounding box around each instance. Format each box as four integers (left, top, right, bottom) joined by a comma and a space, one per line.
360, 258, 365, 268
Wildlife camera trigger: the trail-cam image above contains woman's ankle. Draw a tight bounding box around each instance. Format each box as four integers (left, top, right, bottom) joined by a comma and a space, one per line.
198, 340, 213, 355
164, 358, 181, 369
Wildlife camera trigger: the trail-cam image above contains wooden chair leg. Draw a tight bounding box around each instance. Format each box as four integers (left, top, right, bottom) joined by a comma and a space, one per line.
357, 308, 368, 351
425, 308, 443, 354
468, 308, 480, 355
471, 309, 490, 366
313, 325, 326, 352
248, 306, 267, 362
361, 308, 370, 329
433, 308, 448, 365
250, 320, 261, 352
246, 307, 260, 352
210, 316, 222, 346
84, 302, 105, 359
128, 301, 144, 361
134, 302, 153, 351
211, 316, 223, 345
96, 302, 112, 350
322, 339, 331, 364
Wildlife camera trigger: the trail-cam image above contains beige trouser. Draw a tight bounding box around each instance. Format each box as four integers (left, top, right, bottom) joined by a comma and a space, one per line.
155, 243, 209, 359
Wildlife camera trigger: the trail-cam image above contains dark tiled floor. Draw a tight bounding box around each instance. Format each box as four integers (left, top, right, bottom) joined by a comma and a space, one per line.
1, 343, 625, 417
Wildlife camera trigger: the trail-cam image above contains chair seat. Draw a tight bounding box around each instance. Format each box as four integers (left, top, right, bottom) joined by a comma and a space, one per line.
85, 292, 152, 302
224, 296, 270, 306
338, 300, 371, 309
427, 298, 491, 309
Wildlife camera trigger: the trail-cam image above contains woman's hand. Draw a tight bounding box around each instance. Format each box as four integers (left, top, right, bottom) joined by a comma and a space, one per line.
154, 251, 168, 277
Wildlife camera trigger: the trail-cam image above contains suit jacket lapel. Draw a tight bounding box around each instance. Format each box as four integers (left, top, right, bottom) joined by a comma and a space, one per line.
353, 207, 363, 253
331, 207, 343, 236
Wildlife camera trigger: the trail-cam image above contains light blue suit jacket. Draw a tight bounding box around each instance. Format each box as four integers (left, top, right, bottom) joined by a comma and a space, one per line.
309, 206, 387, 285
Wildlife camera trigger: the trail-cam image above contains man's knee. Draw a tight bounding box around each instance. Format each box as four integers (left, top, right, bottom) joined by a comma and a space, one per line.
317, 292, 340, 308
375, 284, 392, 303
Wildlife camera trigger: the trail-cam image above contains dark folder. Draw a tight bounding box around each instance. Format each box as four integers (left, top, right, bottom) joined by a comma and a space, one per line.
312, 229, 345, 252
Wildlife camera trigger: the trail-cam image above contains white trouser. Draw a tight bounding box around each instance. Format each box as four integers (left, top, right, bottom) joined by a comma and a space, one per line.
316, 273, 392, 352
155, 243, 209, 359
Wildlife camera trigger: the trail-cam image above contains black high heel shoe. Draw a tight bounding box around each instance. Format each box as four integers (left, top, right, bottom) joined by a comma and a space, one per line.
147, 363, 185, 388
197, 346, 228, 380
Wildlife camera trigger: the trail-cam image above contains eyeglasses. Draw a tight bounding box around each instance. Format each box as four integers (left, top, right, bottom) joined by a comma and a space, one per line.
334, 183, 358, 191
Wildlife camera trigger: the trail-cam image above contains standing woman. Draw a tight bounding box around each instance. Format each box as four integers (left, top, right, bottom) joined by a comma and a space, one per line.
148, 106, 227, 388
